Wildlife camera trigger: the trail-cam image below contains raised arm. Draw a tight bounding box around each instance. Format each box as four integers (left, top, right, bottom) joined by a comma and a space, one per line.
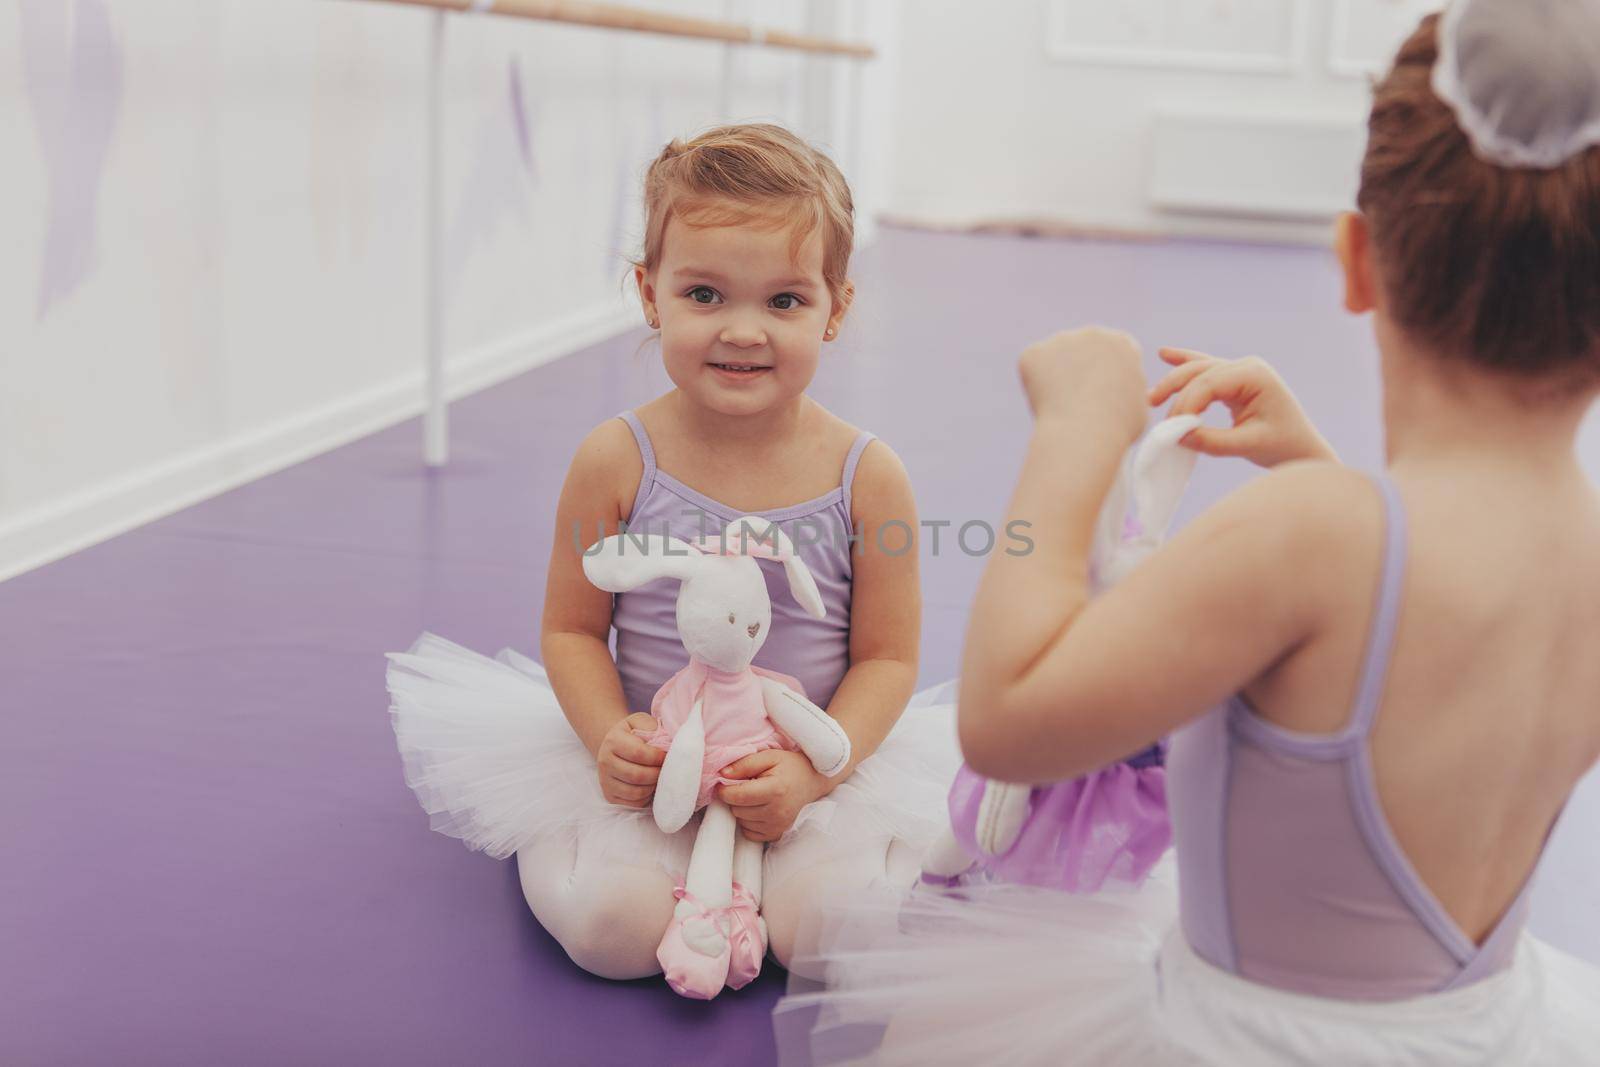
957, 328, 1361, 783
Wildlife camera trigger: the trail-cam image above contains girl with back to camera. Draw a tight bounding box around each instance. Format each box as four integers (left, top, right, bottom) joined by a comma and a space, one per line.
386, 123, 959, 1000
779, 3, 1600, 1062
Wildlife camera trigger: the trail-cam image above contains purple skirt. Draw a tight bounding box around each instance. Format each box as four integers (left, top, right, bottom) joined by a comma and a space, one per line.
947, 745, 1170, 893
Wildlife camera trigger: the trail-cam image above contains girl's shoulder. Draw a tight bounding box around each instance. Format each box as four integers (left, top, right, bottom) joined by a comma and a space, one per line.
1234, 461, 1380, 534
1175, 460, 1385, 634
804, 404, 912, 528
565, 415, 646, 523
808, 401, 878, 459
799, 401, 903, 488
1214, 461, 1385, 589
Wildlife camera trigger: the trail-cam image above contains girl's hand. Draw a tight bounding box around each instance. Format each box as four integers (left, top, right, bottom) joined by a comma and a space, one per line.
596, 713, 665, 808
1149, 348, 1337, 468
1018, 327, 1149, 447
716, 749, 829, 843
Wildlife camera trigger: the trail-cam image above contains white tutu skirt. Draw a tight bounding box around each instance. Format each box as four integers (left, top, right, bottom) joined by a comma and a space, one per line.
774, 858, 1600, 1066
385, 633, 963, 875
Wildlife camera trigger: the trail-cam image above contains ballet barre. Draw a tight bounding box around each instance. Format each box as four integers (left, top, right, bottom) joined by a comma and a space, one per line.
349, 1, 875, 465
356, 0, 876, 59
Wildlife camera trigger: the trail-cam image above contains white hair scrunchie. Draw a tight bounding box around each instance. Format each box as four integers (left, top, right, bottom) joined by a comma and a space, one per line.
1430, 0, 1600, 170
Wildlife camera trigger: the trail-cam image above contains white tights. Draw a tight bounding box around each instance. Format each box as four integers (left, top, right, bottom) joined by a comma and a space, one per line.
517, 815, 922, 981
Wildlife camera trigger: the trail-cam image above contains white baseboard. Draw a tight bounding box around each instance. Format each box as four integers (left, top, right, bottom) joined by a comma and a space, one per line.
0, 298, 639, 584
878, 204, 1337, 249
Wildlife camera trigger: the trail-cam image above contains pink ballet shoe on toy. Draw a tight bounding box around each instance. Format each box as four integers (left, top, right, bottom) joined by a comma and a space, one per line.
658, 886, 733, 999
724, 881, 767, 990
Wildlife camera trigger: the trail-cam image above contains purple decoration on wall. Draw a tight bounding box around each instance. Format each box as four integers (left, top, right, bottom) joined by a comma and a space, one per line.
21, 0, 125, 319
603, 94, 665, 284
508, 57, 536, 179
605, 119, 634, 284
442, 55, 541, 295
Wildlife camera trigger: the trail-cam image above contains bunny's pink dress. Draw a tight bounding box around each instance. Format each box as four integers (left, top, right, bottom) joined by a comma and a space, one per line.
645, 659, 803, 808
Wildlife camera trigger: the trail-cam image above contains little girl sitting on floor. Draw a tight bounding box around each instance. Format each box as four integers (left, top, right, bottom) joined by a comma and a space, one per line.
386, 123, 959, 996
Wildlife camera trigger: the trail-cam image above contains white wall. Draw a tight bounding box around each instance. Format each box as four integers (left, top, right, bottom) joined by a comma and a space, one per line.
0, 0, 891, 581
885, 0, 1439, 244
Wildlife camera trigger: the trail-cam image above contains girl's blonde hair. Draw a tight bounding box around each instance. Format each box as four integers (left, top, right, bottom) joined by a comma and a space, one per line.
632, 123, 855, 307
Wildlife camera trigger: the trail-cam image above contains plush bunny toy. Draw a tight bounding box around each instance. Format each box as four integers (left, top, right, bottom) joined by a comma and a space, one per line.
582, 515, 852, 999
921, 415, 1204, 892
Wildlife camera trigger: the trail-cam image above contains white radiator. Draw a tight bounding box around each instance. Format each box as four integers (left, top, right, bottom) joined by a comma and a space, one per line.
1148, 109, 1366, 221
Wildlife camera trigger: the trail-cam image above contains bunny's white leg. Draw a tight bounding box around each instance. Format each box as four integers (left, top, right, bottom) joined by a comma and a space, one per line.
725, 829, 769, 989
678, 799, 737, 916
759, 677, 850, 777
733, 831, 763, 902
657, 798, 738, 999
974, 779, 1033, 858
920, 828, 976, 880
654, 698, 706, 833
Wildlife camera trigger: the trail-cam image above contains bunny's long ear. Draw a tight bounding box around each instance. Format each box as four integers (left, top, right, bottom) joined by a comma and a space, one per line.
722, 516, 826, 620
781, 554, 826, 620
1089, 414, 1202, 589
581, 532, 702, 593
1129, 414, 1203, 540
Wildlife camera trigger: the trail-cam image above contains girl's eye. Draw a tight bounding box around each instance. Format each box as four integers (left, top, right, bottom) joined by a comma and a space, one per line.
770, 293, 803, 311
688, 286, 721, 304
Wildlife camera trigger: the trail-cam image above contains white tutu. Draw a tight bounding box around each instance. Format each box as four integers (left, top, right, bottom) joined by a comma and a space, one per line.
386, 632, 963, 874
775, 857, 1600, 1066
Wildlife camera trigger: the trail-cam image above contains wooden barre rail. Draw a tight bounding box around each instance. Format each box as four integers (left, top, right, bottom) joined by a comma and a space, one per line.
353, 0, 876, 58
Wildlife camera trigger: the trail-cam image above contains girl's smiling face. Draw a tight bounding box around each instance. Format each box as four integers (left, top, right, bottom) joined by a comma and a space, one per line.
635, 206, 851, 418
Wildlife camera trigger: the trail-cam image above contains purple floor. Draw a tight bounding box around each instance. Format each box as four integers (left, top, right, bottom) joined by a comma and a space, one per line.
4, 226, 1597, 1064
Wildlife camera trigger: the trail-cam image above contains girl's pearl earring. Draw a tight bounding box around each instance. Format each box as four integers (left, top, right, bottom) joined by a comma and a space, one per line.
825, 327, 835, 339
